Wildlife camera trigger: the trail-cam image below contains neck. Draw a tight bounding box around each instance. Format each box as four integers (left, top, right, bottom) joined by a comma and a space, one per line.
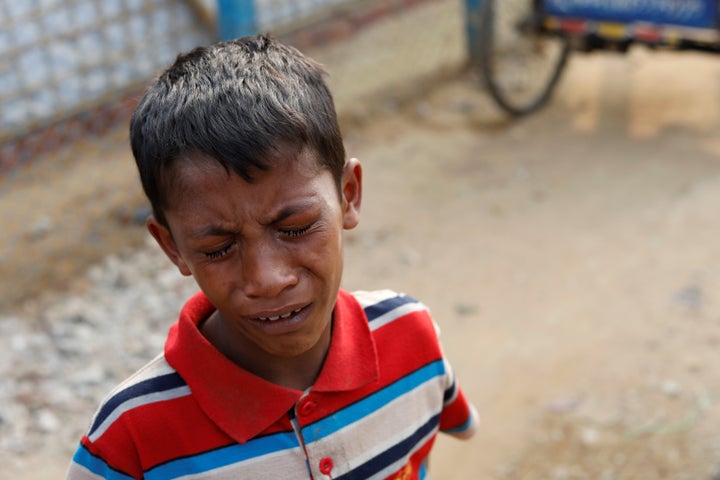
201, 312, 332, 391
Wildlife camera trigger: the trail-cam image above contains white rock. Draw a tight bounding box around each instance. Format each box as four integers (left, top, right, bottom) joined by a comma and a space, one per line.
35, 409, 61, 433
661, 379, 681, 397
72, 364, 107, 385
10, 334, 28, 352
580, 426, 599, 447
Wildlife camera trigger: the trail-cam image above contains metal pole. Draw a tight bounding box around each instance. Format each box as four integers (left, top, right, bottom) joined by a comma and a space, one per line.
464, 0, 484, 63
216, 0, 257, 41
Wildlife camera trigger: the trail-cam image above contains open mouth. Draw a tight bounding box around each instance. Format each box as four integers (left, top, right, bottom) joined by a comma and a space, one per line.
247, 304, 313, 335
257, 307, 304, 322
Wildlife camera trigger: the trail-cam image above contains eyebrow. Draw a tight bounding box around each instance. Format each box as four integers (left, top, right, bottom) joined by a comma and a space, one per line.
271, 203, 309, 223
189, 225, 237, 239
267, 198, 319, 225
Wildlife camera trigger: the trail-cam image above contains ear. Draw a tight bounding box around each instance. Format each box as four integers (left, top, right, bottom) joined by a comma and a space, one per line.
341, 158, 362, 230
146, 215, 193, 276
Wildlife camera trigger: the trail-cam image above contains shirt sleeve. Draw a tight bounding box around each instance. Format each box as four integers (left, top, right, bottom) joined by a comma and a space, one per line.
438, 357, 479, 439
430, 315, 478, 439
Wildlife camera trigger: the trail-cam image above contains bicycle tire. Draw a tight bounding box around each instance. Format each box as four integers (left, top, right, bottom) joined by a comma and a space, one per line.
477, 0, 571, 116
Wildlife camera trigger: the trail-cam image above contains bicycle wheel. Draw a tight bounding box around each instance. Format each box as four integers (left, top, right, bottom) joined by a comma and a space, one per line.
478, 0, 570, 116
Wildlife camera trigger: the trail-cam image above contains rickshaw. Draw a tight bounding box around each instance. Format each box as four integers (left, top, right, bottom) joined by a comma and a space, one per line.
471, 0, 720, 115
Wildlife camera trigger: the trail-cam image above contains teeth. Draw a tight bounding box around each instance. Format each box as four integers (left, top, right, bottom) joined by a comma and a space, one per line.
259, 307, 302, 322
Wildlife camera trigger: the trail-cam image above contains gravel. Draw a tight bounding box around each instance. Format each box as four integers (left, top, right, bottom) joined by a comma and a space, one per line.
0, 239, 197, 467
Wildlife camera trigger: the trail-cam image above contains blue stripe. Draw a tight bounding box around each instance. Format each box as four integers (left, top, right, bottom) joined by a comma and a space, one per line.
145, 431, 300, 479
73, 443, 135, 480
302, 360, 446, 444
335, 413, 440, 480
89, 372, 186, 436
419, 459, 428, 479
363, 295, 418, 324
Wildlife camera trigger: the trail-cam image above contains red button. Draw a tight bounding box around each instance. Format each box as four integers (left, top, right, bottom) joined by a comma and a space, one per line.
319, 457, 333, 475
300, 399, 316, 416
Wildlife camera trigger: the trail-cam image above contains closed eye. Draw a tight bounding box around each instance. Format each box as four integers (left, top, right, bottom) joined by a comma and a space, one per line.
206, 244, 232, 259
282, 225, 312, 238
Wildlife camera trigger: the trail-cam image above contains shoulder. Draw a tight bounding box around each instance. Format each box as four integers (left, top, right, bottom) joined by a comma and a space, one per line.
345, 289, 438, 333
350, 289, 424, 310
85, 353, 190, 443
72, 355, 192, 478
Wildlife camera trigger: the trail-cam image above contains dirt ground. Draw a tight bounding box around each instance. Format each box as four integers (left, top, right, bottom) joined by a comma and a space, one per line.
4, 32, 720, 480
339, 49, 720, 479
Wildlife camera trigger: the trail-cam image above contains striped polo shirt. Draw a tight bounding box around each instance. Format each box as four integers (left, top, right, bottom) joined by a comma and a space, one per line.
67, 289, 476, 479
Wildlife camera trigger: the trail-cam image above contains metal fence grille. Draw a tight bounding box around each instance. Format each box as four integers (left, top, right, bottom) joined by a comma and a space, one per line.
256, 0, 348, 30
0, 0, 212, 149
0, 0, 467, 172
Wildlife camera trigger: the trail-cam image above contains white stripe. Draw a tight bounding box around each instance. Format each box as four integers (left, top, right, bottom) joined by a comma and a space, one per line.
66, 462, 106, 480
174, 447, 307, 480
352, 289, 401, 309
368, 301, 428, 331
89, 385, 191, 442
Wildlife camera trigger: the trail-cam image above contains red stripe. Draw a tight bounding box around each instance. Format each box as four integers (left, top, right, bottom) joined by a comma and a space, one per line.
90, 396, 250, 473
634, 25, 662, 43
560, 18, 588, 34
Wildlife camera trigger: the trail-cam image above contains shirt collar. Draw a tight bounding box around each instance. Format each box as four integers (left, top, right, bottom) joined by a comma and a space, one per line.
164, 289, 379, 443
313, 289, 379, 392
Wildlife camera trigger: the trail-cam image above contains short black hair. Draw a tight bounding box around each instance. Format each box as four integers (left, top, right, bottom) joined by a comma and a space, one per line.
129, 34, 346, 225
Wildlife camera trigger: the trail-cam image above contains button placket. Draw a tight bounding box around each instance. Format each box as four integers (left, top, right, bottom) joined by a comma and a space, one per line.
295, 394, 335, 478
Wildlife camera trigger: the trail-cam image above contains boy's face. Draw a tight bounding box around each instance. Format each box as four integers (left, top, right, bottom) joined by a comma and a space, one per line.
148, 146, 362, 362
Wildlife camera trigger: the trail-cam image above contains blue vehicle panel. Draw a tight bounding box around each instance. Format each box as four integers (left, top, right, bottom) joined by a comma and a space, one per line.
543, 0, 718, 29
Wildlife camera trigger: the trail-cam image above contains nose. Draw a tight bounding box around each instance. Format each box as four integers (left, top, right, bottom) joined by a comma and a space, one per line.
241, 239, 297, 298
